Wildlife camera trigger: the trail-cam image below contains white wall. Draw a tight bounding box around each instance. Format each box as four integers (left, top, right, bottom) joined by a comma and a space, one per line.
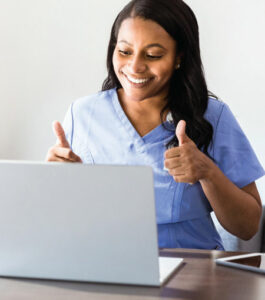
185, 0, 265, 199
0, 0, 264, 196
0, 0, 128, 160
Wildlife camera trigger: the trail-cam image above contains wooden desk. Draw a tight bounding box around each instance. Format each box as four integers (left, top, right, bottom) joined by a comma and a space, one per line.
1, 249, 265, 300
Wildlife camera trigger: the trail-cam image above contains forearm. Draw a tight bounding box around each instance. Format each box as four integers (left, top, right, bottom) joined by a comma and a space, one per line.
164, 121, 262, 240
200, 161, 262, 240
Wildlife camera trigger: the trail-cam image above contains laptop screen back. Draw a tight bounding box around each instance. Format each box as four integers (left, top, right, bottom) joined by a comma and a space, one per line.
0, 161, 160, 286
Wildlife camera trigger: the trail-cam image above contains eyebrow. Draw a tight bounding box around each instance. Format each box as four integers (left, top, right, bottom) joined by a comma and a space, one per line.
118, 40, 166, 50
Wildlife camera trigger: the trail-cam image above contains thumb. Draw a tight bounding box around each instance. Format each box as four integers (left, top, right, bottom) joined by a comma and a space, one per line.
52, 121, 70, 148
176, 120, 190, 146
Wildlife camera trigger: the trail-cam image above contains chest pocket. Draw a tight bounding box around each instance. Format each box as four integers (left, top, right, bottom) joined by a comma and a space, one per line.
153, 169, 185, 224
177, 183, 212, 221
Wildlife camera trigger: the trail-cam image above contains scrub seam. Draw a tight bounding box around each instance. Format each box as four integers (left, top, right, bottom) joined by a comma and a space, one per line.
173, 183, 186, 222
212, 103, 225, 161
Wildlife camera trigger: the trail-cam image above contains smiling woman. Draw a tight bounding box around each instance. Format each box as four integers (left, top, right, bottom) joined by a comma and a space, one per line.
112, 17, 179, 136
46, 0, 264, 250
112, 18, 178, 102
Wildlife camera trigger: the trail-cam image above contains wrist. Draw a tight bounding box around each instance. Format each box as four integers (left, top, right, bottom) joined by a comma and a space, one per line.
200, 157, 218, 184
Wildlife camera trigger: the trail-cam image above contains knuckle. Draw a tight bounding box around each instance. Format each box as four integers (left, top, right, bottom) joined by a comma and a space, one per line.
164, 160, 169, 168
66, 148, 72, 158
168, 169, 174, 176
46, 148, 56, 161
48, 146, 55, 155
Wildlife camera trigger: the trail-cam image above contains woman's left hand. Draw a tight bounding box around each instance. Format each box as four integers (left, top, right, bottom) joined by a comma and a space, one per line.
164, 120, 214, 184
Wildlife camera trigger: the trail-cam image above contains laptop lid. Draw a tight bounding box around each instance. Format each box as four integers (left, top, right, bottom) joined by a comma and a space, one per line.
0, 161, 162, 286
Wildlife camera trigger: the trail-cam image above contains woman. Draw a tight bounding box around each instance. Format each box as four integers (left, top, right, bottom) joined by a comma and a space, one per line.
46, 0, 264, 250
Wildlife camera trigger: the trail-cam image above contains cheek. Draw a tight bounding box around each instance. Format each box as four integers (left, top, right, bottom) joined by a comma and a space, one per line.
113, 50, 126, 69
163, 61, 176, 78
152, 57, 176, 78
155, 65, 175, 82
112, 51, 121, 73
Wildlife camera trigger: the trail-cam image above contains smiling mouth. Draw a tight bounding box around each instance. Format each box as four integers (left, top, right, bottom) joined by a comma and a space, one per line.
122, 72, 154, 87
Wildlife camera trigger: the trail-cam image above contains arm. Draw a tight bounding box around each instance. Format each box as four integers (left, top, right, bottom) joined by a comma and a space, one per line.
164, 120, 262, 240
200, 160, 261, 240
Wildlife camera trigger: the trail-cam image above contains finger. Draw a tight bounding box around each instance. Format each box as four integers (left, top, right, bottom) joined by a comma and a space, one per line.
53, 156, 74, 163
46, 152, 70, 163
53, 147, 82, 162
164, 147, 181, 159
173, 174, 186, 182
173, 175, 191, 184
164, 157, 182, 170
52, 121, 70, 148
173, 174, 195, 184
168, 164, 186, 176
176, 120, 191, 146
46, 154, 79, 163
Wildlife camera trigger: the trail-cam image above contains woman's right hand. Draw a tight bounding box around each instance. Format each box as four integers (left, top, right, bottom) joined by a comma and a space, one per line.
45, 121, 82, 163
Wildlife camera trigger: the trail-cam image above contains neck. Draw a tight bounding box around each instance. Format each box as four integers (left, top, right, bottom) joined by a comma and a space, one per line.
117, 88, 169, 119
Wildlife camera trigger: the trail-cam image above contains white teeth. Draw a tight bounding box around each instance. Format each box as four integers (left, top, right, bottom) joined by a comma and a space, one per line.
125, 74, 150, 84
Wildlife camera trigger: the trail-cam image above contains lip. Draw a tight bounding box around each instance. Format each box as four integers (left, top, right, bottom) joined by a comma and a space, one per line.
122, 72, 154, 88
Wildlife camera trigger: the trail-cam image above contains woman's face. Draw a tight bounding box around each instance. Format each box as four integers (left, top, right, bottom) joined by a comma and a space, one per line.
113, 17, 179, 102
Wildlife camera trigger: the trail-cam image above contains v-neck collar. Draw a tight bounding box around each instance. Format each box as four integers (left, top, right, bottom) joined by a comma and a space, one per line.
111, 88, 174, 146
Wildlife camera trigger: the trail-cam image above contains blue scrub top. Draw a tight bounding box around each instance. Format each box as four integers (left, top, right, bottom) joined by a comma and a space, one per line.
63, 88, 264, 250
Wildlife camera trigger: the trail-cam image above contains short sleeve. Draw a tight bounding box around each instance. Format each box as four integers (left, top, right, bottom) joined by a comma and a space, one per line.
62, 103, 73, 148
211, 103, 264, 188
62, 100, 94, 164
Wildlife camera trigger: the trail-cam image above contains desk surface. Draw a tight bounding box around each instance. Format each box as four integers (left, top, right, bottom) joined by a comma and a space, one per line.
1, 248, 265, 300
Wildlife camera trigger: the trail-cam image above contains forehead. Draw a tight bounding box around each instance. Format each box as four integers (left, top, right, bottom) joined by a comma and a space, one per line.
117, 17, 176, 48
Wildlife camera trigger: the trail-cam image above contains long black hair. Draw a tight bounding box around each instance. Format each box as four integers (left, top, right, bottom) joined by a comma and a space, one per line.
102, 0, 217, 155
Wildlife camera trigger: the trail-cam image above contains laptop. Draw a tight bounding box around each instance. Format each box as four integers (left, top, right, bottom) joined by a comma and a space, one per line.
0, 160, 183, 286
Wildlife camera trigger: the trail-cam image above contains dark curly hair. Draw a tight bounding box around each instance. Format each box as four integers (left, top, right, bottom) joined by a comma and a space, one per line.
102, 0, 217, 155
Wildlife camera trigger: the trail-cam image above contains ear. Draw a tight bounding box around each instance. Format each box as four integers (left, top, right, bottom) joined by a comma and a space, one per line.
175, 54, 182, 69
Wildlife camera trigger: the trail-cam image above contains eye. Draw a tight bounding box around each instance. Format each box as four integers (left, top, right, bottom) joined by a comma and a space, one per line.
146, 54, 163, 59
119, 50, 131, 56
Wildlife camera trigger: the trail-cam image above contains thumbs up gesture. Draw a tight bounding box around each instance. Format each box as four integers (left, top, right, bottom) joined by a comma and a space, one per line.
46, 121, 82, 163
164, 120, 211, 184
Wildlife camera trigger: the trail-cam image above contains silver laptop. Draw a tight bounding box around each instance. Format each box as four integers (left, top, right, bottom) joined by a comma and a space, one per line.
0, 160, 183, 286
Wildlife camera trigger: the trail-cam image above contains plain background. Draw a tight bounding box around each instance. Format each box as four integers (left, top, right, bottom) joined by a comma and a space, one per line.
0, 0, 264, 199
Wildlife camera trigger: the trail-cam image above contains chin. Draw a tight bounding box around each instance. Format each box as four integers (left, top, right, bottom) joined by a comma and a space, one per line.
122, 87, 156, 101
125, 92, 151, 102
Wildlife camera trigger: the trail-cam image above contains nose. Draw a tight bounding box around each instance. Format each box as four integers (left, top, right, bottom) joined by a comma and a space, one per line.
127, 55, 147, 74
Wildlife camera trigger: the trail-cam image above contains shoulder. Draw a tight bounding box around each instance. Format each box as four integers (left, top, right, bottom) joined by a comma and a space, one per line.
71, 88, 116, 114
204, 97, 231, 129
